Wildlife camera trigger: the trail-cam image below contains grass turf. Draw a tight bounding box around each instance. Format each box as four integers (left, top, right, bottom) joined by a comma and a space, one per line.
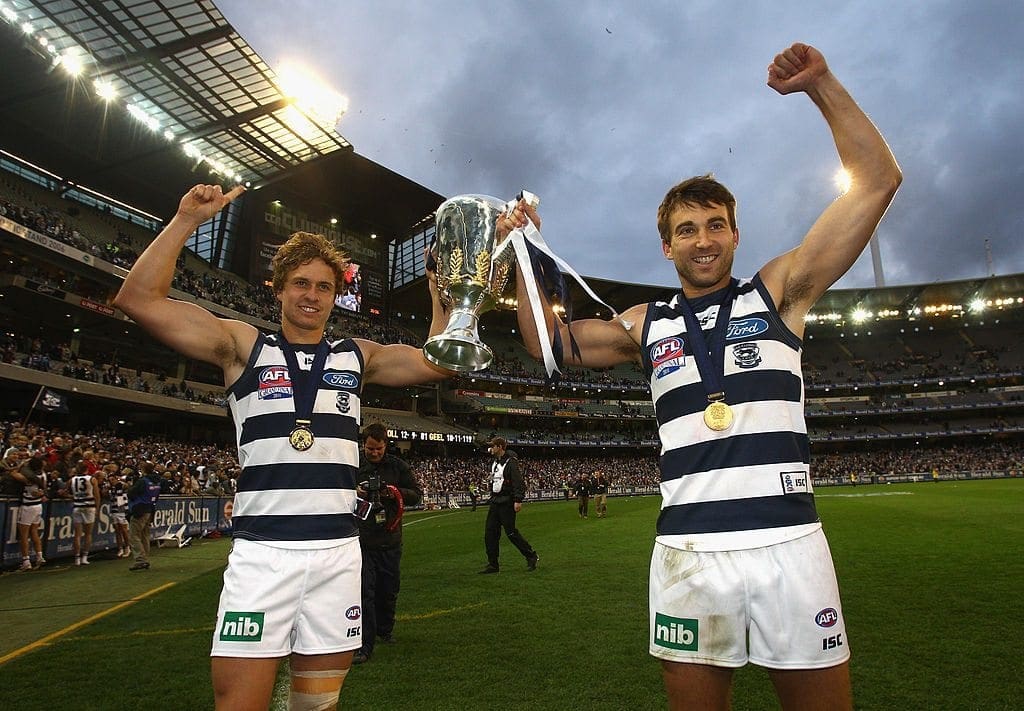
2, 479, 1022, 709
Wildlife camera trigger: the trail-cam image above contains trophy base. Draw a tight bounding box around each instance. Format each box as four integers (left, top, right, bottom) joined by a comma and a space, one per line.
423, 333, 494, 373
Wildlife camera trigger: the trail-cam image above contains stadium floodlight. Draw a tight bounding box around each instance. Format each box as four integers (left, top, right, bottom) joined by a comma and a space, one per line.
163, 129, 174, 141
330, 218, 338, 225
59, 50, 84, 76
21, 21, 31, 35
3, 7, 18, 22
851, 308, 870, 323
93, 79, 117, 102
834, 168, 852, 195
370, 233, 377, 240
969, 298, 986, 313
275, 60, 349, 130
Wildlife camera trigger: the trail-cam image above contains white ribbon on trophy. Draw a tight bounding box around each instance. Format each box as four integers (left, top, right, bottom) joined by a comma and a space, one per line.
494, 193, 633, 377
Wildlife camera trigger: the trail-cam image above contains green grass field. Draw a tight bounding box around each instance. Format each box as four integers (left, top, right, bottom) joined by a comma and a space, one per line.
2, 479, 1023, 710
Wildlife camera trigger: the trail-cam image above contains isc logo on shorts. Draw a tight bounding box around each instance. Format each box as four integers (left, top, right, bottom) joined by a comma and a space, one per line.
654, 612, 698, 651
219, 611, 265, 641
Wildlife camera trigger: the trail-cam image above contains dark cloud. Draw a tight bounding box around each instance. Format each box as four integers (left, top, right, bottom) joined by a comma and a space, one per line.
219, 0, 1024, 293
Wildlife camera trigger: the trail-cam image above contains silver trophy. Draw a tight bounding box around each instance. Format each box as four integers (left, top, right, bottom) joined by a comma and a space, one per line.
423, 194, 517, 372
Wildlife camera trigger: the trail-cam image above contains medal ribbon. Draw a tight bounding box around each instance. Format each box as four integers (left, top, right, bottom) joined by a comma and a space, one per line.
675, 279, 738, 406
279, 336, 330, 430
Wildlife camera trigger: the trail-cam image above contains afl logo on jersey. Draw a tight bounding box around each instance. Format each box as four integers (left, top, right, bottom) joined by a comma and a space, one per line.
650, 337, 685, 379
258, 366, 293, 400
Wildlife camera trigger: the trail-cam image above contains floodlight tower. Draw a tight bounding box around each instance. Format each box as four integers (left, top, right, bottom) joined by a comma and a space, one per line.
870, 234, 885, 288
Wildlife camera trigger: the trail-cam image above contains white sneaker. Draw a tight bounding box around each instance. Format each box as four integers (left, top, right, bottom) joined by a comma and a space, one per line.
75, 557, 82, 566
33, 558, 46, 569
19, 559, 32, 571
82, 556, 90, 565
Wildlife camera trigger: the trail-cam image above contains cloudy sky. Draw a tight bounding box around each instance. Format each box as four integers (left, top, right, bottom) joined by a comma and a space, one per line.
218, 0, 1024, 291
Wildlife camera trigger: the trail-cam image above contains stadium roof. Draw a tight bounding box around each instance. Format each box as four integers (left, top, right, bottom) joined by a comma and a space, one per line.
0, 0, 443, 228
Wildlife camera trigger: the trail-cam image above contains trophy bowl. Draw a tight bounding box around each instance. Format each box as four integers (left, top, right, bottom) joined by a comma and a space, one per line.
424, 194, 516, 372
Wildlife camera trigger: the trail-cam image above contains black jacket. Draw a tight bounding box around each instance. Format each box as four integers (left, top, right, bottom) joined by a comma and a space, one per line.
357, 453, 422, 549
489, 450, 526, 504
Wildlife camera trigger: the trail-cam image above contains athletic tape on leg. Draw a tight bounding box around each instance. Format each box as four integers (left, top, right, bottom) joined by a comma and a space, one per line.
288, 668, 348, 711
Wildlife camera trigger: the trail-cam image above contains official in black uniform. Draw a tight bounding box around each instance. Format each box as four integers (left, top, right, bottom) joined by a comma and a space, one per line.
353, 424, 422, 664
479, 437, 538, 574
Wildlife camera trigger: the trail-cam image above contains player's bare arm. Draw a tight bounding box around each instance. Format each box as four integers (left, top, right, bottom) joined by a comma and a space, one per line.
113, 184, 255, 383
359, 248, 453, 387
758, 43, 902, 334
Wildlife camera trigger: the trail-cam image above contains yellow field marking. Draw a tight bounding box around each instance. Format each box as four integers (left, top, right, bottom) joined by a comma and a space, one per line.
398, 601, 486, 621
0, 581, 177, 666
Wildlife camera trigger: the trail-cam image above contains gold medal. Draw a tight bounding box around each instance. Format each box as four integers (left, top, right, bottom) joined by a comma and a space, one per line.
289, 423, 315, 451
703, 401, 734, 431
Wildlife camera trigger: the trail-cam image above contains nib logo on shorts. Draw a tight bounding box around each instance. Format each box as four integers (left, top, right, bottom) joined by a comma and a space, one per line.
654, 613, 698, 651
219, 611, 265, 642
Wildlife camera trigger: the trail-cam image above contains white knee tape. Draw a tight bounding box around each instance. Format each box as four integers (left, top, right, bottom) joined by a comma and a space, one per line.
288, 668, 348, 711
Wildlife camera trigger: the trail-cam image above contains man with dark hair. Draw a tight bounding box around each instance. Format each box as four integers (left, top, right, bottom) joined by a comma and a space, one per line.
127, 462, 161, 570
479, 437, 539, 574
514, 43, 901, 710
10, 454, 47, 570
574, 472, 592, 519
69, 459, 100, 566
114, 184, 450, 709
352, 423, 421, 665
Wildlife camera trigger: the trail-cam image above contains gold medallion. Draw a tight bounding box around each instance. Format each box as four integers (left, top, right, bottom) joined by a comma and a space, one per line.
289, 425, 315, 451
703, 401, 734, 431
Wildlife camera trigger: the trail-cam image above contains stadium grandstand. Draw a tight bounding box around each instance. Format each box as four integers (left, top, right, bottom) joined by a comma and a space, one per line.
2, 0, 1023, 569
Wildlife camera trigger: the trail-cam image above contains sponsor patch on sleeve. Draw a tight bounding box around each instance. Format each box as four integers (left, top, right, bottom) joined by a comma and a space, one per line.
780, 470, 811, 494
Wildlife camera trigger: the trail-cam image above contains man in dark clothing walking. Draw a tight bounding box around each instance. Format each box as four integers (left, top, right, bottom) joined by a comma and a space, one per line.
479, 437, 538, 574
353, 424, 422, 664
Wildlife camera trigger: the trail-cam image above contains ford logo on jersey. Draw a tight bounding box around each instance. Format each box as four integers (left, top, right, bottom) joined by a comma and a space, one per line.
726, 317, 769, 340
323, 371, 359, 389
815, 608, 839, 628
257, 366, 292, 400
650, 337, 685, 379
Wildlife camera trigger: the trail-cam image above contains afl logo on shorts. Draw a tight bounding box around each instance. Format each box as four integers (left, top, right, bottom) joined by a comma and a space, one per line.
650, 337, 685, 379
815, 608, 839, 628
345, 605, 361, 620
258, 366, 293, 400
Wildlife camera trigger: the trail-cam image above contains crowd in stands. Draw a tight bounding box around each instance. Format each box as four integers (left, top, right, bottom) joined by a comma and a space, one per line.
3, 424, 1023, 521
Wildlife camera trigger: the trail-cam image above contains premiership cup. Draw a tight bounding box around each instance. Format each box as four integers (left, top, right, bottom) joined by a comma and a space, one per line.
423, 194, 516, 372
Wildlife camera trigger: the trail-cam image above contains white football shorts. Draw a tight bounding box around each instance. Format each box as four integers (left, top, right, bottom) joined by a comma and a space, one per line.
17, 504, 42, 526
649, 528, 850, 669
211, 537, 363, 658
72, 507, 96, 525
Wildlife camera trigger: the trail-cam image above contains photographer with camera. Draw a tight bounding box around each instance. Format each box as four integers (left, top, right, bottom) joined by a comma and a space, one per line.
352, 423, 422, 665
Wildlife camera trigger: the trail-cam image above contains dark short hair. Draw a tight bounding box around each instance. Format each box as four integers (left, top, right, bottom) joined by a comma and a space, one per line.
362, 422, 389, 443
489, 437, 507, 448
656, 174, 738, 243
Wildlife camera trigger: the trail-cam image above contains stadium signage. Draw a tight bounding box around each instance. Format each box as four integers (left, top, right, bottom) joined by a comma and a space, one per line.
385, 428, 475, 444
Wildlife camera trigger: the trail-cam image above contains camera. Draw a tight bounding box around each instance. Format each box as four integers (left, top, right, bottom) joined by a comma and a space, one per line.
356, 474, 387, 524
363, 474, 382, 494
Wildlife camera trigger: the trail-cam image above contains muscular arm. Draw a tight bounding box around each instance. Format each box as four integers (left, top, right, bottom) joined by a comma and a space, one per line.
112, 185, 254, 383
759, 43, 902, 334
359, 260, 452, 387
515, 267, 645, 369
